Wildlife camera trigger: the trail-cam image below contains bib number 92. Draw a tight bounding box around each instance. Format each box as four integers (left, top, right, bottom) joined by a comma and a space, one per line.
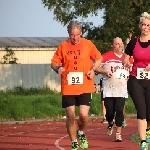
71, 76, 80, 84
67, 72, 83, 85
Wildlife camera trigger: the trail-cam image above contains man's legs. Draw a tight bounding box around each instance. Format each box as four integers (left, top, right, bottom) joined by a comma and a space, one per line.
65, 106, 79, 150
104, 97, 115, 136
76, 105, 90, 149
115, 97, 126, 142
65, 106, 77, 141
101, 91, 107, 123
63, 93, 90, 149
76, 93, 91, 149
101, 100, 107, 123
122, 105, 127, 128
62, 95, 79, 150
77, 105, 90, 131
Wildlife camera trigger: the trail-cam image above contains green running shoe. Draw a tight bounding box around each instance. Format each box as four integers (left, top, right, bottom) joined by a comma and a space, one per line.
140, 142, 148, 150
77, 130, 88, 149
146, 129, 150, 143
71, 141, 79, 150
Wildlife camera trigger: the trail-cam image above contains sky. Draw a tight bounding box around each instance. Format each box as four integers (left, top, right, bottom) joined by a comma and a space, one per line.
0, 0, 104, 37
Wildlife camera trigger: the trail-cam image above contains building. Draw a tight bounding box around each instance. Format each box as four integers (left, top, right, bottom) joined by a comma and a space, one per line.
0, 37, 67, 64
0, 37, 68, 91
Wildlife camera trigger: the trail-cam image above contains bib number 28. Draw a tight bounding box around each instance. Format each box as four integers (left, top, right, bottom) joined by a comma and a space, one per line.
67, 72, 83, 85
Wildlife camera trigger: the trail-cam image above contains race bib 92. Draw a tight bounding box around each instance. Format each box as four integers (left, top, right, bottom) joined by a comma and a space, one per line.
136, 68, 150, 79
67, 72, 83, 85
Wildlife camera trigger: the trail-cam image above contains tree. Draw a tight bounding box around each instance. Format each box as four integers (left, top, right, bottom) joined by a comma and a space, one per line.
42, 0, 150, 53
0, 46, 18, 64
42, 0, 103, 25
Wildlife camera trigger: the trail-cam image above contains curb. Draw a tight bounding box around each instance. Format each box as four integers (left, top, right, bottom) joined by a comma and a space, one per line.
0, 114, 137, 125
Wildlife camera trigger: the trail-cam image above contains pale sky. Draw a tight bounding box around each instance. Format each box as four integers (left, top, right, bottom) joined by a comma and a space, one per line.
0, 0, 104, 37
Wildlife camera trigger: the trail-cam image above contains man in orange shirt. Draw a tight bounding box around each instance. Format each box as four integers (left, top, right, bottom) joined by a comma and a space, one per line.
51, 20, 101, 150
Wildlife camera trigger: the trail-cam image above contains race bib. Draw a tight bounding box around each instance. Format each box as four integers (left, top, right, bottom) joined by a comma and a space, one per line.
116, 69, 128, 79
136, 68, 150, 79
67, 72, 83, 85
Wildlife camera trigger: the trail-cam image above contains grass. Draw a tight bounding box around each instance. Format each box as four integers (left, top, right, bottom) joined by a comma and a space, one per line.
0, 87, 137, 121
130, 133, 140, 145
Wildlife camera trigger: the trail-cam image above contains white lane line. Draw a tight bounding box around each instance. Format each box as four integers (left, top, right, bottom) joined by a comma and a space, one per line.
55, 127, 106, 150
55, 135, 68, 150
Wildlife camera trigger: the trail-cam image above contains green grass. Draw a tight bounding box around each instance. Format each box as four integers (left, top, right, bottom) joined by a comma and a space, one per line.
0, 87, 137, 121
130, 133, 140, 145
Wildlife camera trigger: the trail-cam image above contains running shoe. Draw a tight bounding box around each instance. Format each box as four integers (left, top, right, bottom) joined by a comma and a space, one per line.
77, 130, 88, 149
140, 142, 148, 150
101, 118, 108, 123
146, 129, 150, 143
106, 126, 113, 136
71, 141, 79, 150
115, 132, 122, 142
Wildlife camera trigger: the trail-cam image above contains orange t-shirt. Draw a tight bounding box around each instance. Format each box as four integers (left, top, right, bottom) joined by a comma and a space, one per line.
51, 38, 101, 95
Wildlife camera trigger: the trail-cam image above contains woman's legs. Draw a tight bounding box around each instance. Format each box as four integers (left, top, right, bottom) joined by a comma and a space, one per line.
127, 76, 148, 147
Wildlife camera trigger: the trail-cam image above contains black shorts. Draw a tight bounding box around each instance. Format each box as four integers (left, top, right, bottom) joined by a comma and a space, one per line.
62, 93, 91, 108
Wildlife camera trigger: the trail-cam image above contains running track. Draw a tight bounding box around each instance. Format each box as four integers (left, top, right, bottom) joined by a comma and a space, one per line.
0, 118, 141, 150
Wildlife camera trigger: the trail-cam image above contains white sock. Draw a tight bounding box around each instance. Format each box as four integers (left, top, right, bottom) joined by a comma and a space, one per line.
78, 130, 84, 135
72, 139, 77, 143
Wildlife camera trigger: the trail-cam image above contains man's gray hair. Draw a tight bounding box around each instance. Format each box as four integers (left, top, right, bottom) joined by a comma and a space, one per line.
67, 20, 82, 32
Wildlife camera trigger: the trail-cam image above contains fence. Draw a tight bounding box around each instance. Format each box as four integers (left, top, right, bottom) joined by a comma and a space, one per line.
0, 64, 61, 92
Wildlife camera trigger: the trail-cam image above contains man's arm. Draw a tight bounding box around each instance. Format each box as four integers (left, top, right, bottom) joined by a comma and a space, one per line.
87, 57, 102, 79
51, 44, 64, 74
122, 53, 132, 68
95, 67, 107, 75
92, 58, 102, 71
51, 63, 60, 72
95, 66, 112, 78
51, 63, 64, 75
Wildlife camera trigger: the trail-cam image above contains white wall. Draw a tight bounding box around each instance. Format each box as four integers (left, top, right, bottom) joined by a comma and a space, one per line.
0, 64, 102, 92
0, 48, 56, 64
0, 64, 61, 92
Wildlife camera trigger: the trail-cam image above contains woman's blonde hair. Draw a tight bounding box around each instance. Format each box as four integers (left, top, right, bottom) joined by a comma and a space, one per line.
140, 12, 150, 23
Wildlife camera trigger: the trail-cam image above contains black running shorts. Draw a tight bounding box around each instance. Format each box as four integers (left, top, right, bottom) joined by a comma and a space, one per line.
62, 93, 91, 108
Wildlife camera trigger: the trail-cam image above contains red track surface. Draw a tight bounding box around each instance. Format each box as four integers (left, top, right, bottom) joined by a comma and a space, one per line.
0, 118, 140, 150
